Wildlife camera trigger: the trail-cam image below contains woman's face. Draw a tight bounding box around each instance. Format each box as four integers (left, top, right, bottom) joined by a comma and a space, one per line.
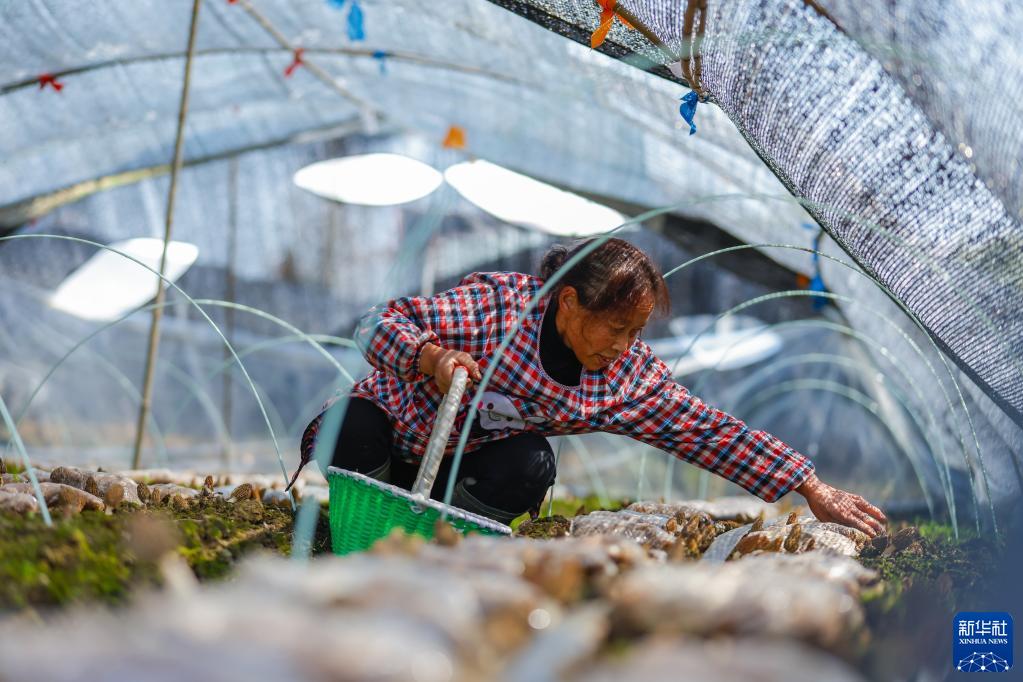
556, 286, 654, 371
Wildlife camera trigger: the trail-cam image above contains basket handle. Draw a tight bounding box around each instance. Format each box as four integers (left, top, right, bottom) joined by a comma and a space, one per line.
411, 366, 468, 498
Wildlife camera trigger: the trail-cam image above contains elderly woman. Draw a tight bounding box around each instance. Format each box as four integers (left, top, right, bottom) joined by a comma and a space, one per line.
296, 238, 887, 535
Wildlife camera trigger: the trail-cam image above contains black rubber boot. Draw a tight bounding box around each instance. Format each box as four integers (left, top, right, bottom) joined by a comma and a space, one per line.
450, 479, 523, 525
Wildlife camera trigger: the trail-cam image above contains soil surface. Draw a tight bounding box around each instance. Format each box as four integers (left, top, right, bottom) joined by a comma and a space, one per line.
0, 495, 331, 611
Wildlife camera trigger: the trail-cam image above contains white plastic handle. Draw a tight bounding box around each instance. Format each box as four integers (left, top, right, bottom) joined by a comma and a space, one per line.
411, 366, 468, 498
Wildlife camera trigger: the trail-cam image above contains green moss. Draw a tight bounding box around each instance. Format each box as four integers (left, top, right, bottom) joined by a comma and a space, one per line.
0, 509, 151, 610
855, 519, 1001, 680
0, 495, 297, 612
311, 504, 333, 555
603, 636, 634, 659
0, 457, 26, 475
516, 515, 571, 539
171, 496, 295, 580
509, 495, 627, 531
859, 520, 994, 601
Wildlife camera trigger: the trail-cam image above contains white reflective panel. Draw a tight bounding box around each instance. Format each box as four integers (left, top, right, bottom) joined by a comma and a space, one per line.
649, 315, 784, 376
49, 239, 199, 321
690, 327, 784, 371
444, 160, 625, 236
293, 153, 443, 206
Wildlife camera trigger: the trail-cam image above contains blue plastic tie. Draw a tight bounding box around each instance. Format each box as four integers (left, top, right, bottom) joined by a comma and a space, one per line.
809, 228, 829, 310
809, 274, 828, 310
373, 49, 387, 75
678, 90, 699, 135
327, 0, 346, 8
347, 0, 365, 41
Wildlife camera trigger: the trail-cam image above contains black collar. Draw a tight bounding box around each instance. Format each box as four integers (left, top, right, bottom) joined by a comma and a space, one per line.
539, 298, 583, 387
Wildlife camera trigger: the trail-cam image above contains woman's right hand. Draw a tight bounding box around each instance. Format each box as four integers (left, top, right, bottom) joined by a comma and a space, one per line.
419, 343, 482, 393
796, 473, 887, 537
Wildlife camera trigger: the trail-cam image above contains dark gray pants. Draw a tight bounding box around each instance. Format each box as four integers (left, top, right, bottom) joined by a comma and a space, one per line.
319, 397, 556, 524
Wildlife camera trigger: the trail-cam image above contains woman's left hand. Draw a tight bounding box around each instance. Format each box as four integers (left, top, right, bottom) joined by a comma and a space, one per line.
795, 473, 887, 537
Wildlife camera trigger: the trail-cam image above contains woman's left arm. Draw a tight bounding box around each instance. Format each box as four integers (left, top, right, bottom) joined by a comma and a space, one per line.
603, 354, 886, 535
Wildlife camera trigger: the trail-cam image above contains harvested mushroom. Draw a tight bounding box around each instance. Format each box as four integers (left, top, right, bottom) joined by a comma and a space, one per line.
46, 465, 88, 489
262, 489, 292, 509
1, 482, 104, 513
1, 470, 49, 484
415, 534, 648, 603
629, 497, 781, 523
813, 522, 871, 550
571, 511, 678, 552
734, 551, 880, 596
49, 466, 142, 507
0, 489, 39, 514
148, 483, 200, 507
295, 485, 329, 504
732, 522, 859, 558
608, 561, 863, 649
104, 482, 126, 510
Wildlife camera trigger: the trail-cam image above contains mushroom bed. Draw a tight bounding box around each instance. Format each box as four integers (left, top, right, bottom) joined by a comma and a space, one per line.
0, 460, 999, 682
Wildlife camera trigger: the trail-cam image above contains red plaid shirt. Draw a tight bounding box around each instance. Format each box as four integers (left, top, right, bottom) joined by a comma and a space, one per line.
318, 272, 814, 502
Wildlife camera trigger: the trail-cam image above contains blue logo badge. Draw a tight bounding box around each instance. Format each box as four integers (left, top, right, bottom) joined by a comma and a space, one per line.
954, 612, 1013, 672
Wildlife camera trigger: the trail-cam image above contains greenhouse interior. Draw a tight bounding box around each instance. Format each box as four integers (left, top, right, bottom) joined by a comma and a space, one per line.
0, 0, 1020, 680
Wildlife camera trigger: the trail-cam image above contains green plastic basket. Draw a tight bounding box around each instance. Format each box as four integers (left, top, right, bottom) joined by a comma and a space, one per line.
326, 368, 512, 555
327, 466, 511, 555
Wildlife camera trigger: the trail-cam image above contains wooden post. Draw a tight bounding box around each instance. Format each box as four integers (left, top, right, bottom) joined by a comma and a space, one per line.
131, 0, 203, 468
